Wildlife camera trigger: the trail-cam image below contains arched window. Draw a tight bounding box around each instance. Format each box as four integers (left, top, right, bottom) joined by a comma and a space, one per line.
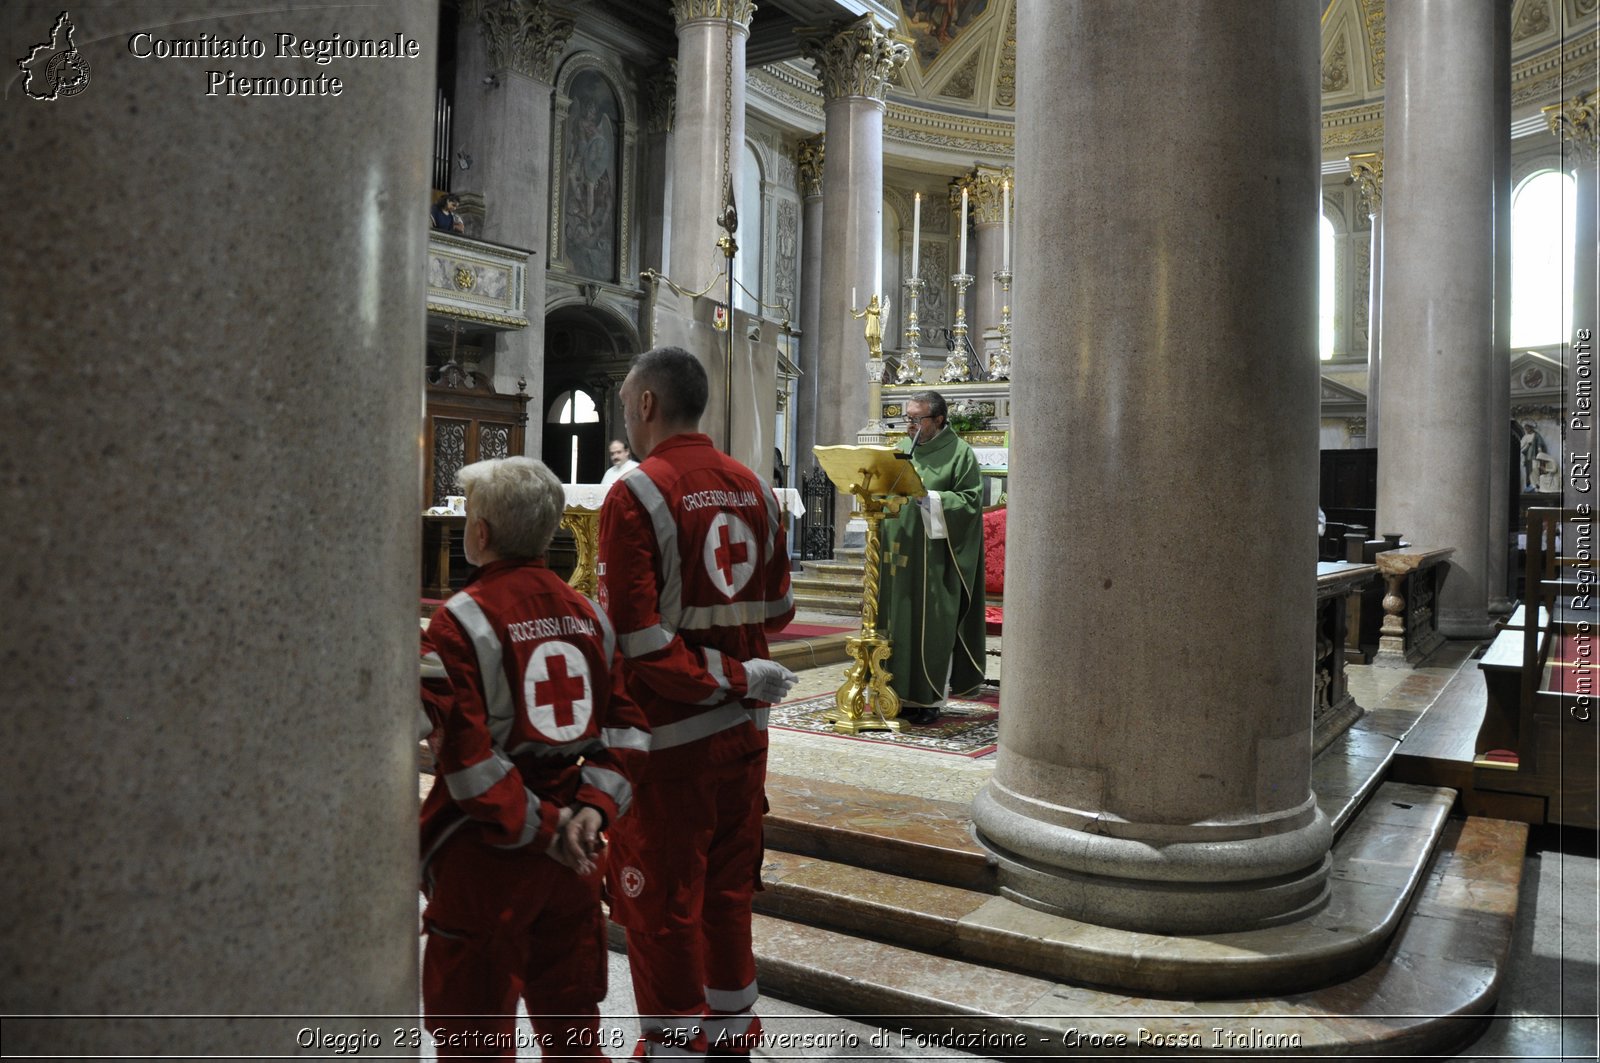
735, 142, 763, 315
1511, 169, 1576, 348
1319, 214, 1336, 361
547, 388, 600, 483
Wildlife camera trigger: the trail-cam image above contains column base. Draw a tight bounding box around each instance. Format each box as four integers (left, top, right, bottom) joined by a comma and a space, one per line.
972, 784, 1333, 935
1438, 607, 1497, 640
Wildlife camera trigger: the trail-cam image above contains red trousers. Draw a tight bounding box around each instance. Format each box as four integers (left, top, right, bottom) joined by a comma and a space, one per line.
607, 751, 767, 1059
423, 833, 609, 1060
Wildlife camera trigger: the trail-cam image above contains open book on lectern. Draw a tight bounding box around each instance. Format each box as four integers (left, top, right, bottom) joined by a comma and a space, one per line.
812, 444, 927, 500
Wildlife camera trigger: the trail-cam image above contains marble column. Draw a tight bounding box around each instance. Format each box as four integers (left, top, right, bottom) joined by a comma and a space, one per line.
669, 0, 752, 295
1488, 0, 1513, 609
1547, 91, 1599, 514
969, 165, 1010, 353
1348, 153, 1384, 452
972, 0, 1329, 935
795, 135, 826, 477
805, 16, 909, 453
1, 2, 433, 1054
1376, 0, 1498, 638
639, 61, 677, 275
454, 0, 575, 448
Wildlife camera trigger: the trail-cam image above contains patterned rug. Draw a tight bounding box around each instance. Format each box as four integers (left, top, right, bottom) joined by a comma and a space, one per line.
770, 693, 998, 757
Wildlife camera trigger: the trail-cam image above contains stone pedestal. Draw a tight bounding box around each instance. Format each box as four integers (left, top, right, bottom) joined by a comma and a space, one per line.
1376, 0, 1498, 638
1, 2, 433, 1053
973, 0, 1330, 936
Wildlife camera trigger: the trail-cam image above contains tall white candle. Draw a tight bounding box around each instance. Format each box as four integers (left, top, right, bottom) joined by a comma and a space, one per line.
1002, 179, 1011, 271
874, 237, 882, 299
959, 186, 968, 272
851, 286, 857, 308
911, 193, 921, 278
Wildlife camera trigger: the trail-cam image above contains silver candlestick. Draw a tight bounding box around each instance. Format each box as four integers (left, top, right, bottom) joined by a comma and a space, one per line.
898, 276, 925, 384
941, 272, 974, 383
990, 268, 1013, 381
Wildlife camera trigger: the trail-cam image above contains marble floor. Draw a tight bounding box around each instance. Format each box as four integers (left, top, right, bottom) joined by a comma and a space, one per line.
420, 630, 1598, 1059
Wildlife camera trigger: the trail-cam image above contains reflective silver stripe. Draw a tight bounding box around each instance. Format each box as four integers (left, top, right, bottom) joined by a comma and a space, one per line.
748, 706, 769, 731
766, 591, 794, 619
650, 704, 757, 750
704, 980, 759, 1012
692, 648, 733, 705
591, 599, 617, 663
602, 726, 651, 752
619, 624, 673, 658
420, 651, 446, 679
581, 764, 633, 814
443, 592, 515, 746
679, 600, 776, 630
625, 471, 683, 628
493, 787, 541, 849
444, 750, 513, 801
506, 738, 597, 760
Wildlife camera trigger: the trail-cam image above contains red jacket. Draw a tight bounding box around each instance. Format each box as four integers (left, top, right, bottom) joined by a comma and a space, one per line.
419, 558, 650, 875
598, 434, 795, 778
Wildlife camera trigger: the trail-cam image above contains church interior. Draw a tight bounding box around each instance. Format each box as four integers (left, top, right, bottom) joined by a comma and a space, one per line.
5, 0, 1599, 1058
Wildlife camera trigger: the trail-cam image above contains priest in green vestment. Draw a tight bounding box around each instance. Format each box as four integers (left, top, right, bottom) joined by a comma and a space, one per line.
880, 390, 987, 723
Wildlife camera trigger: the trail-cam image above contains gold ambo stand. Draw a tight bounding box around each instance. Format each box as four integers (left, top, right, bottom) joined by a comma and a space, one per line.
812, 445, 926, 734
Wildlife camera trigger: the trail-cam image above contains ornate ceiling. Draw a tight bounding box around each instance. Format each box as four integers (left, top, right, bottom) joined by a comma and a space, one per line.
745, 0, 1597, 167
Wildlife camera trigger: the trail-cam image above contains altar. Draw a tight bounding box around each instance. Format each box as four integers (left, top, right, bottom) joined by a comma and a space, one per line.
423, 484, 806, 601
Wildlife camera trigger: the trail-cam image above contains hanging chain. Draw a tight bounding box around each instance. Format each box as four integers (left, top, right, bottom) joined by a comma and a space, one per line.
719, 4, 736, 240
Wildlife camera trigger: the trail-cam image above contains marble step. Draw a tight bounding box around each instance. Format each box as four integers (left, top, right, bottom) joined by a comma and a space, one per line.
769, 631, 854, 671
760, 777, 1463, 998
750, 815, 1525, 1058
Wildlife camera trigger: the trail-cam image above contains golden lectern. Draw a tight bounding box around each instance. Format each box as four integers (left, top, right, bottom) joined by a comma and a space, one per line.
812, 444, 926, 734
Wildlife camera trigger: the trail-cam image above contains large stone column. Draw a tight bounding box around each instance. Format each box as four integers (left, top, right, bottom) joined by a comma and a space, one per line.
639, 61, 677, 275
1547, 91, 1599, 515
669, 0, 752, 295
806, 16, 909, 454
795, 135, 826, 477
969, 165, 1010, 351
1488, 0, 1513, 609
1348, 153, 1384, 451
972, 0, 1330, 935
2, 2, 433, 1054
1375, 0, 1498, 637
454, 0, 575, 450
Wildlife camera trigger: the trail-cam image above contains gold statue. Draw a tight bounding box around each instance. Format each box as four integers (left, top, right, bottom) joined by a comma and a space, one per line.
850, 293, 888, 360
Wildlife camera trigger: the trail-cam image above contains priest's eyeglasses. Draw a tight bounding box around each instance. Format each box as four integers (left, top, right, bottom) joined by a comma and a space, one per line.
904, 414, 937, 425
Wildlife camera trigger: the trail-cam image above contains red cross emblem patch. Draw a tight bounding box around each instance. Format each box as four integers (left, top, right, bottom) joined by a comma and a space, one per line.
703, 512, 757, 598
522, 641, 593, 742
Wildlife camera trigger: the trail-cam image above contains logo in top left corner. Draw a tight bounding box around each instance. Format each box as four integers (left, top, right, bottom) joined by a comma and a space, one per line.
18, 11, 91, 102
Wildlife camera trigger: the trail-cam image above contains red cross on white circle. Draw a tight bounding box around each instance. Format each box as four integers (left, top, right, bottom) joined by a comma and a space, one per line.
523, 641, 593, 742
703, 512, 756, 598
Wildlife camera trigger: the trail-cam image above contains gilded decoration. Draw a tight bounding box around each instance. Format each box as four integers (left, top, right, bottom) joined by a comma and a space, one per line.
898, 0, 991, 74
1513, 0, 1551, 43
1322, 32, 1349, 92
466, 0, 576, 82
796, 134, 824, 197
643, 60, 676, 134
1545, 91, 1598, 158
802, 16, 911, 103
952, 165, 1011, 225
939, 52, 979, 100
670, 0, 756, 27
993, 3, 1016, 108
454, 266, 476, 291
1356, 0, 1385, 85
1347, 151, 1383, 216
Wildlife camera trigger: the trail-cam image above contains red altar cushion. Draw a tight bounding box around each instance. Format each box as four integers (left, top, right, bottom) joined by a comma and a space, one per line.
983, 507, 1007, 596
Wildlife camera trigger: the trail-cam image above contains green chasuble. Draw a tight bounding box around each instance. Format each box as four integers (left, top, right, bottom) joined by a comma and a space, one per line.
880, 427, 987, 707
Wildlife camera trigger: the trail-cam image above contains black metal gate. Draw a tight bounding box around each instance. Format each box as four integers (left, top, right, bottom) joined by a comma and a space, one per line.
797, 463, 835, 561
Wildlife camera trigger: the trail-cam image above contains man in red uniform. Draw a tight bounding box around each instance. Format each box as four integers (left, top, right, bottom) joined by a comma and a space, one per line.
598, 346, 798, 1059
420, 456, 650, 1060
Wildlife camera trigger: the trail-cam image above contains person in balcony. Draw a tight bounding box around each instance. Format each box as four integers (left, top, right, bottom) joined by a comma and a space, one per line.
881, 389, 986, 725
431, 193, 465, 234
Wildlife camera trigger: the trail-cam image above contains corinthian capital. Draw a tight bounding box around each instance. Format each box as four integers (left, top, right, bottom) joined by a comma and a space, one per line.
802, 16, 910, 102
465, 0, 575, 83
962, 165, 1012, 224
1544, 91, 1598, 160
1346, 151, 1383, 217
796, 135, 824, 197
643, 60, 677, 133
672, 0, 757, 29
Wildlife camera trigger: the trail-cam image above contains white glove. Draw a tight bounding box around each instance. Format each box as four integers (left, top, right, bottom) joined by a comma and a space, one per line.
743, 658, 799, 703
